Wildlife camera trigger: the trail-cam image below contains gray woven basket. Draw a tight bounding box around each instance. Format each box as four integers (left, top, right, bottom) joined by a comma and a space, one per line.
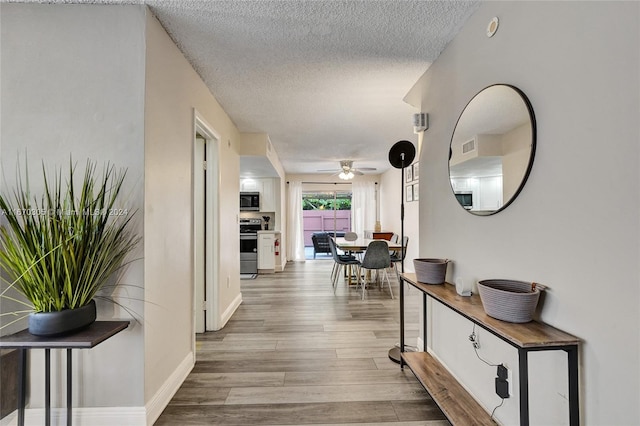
477, 279, 543, 323
413, 258, 449, 284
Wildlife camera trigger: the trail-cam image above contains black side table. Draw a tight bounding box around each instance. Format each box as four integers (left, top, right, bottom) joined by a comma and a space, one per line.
0, 321, 129, 426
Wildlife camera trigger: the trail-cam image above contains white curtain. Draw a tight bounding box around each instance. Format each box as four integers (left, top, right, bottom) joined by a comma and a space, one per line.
351, 181, 376, 237
286, 180, 306, 262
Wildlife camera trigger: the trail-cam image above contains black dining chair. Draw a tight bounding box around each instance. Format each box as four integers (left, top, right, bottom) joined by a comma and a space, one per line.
358, 240, 392, 299
389, 236, 409, 282
329, 237, 360, 293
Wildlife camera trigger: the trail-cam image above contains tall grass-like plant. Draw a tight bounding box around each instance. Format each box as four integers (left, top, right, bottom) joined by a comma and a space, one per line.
0, 159, 139, 322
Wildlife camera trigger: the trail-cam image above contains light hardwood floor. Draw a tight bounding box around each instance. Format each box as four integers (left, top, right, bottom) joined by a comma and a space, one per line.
155, 260, 449, 425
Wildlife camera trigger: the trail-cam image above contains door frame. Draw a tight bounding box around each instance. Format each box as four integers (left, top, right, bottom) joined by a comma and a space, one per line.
194, 132, 206, 333
193, 110, 220, 341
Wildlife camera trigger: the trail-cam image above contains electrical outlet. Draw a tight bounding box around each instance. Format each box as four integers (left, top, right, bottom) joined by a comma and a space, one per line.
227, 276, 230, 288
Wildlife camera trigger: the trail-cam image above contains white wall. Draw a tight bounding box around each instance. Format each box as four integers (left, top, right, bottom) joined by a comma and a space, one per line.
1, 5, 245, 424
0, 2, 146, 409
144, 10, 242, 421
410, 2, 639, 424
379, 165, 419, 273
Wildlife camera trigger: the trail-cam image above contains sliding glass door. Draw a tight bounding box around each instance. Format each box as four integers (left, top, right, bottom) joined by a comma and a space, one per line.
302, 191, 351, 248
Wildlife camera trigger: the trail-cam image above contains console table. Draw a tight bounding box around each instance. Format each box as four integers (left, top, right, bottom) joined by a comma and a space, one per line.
0, 321, 129, 426
399, 273, 580, 426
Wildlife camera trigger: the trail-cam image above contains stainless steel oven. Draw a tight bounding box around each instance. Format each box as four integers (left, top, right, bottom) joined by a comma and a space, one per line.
240, 218, 261, 274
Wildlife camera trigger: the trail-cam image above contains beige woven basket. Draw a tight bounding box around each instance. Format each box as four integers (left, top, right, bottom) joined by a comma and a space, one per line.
477, 279, 545, 323
413, 258, 449, 284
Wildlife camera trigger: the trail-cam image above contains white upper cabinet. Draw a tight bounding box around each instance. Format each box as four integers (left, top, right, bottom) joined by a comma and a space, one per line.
240, 179, 260, 192
260, 178, 276, 212
240, 178, 277, 212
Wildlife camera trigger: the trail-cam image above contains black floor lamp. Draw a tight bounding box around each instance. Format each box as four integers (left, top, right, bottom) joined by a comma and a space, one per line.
387, 140, 416, 364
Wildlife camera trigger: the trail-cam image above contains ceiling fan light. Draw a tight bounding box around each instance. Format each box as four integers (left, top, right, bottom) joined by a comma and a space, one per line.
339, 171, 354, 180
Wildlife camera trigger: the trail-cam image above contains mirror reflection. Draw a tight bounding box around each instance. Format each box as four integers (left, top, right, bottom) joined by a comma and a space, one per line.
449, 84, 536, 215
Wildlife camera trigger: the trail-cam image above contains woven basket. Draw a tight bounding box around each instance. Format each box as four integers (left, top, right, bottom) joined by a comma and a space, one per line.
477, 279, 543, 323
413, 258, 449, 284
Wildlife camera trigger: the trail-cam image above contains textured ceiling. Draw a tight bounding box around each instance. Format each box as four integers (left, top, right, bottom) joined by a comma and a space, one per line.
17, 0, 480, 176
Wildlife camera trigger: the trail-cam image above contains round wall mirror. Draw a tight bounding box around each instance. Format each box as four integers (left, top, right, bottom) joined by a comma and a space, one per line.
449, 84, 536, 215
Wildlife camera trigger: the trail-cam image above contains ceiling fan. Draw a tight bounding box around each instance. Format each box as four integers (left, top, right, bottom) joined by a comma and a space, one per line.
318, 160, 377, 180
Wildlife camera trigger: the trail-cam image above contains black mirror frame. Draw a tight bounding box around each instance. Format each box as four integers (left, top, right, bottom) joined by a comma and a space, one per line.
448, 84, 537, 216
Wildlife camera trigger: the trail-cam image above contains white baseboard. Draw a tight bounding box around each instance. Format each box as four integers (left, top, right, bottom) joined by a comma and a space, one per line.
144, 351, 194, 426
0, 406, 146, 426
220, 292, 242, 328
276, 259, 287, 272
0, 351, 195, 426
3, 290, 247, 426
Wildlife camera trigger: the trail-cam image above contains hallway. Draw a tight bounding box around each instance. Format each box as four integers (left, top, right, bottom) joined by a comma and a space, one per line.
156, 260, 448, 425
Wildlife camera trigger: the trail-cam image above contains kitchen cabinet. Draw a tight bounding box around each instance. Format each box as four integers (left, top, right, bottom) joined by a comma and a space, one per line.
260, 178, 276, 212
477, 176, 502, 211
258, 232, 275, 272
240, 178, 277, 212
450, 176, 503, 213
240, 179, 260, 192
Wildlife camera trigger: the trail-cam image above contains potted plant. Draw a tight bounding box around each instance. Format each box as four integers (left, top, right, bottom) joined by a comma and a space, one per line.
0, 159, 140, 336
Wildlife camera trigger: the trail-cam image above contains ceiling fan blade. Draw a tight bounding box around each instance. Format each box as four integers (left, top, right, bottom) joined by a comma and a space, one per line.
317, 161, 375, 176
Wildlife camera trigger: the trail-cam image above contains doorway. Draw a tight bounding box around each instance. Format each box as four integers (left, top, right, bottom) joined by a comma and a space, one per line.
193, 112, 220, 336
302, 191, 352, 259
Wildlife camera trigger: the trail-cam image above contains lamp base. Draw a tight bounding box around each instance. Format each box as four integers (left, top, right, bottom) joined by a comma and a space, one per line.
388, 346, 401, 364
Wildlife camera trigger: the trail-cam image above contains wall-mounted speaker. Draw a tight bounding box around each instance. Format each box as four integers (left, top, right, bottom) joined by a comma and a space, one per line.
413, 112, 429, 133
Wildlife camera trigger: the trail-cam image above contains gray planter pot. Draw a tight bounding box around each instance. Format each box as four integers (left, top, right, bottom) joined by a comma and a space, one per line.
28, 300, 96, 336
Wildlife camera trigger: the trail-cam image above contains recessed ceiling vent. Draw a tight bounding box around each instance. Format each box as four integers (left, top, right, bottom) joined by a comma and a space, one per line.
462, 139, 476, 154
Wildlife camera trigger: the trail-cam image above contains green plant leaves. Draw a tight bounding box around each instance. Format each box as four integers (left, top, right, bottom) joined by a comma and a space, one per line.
0, 159, 139, 313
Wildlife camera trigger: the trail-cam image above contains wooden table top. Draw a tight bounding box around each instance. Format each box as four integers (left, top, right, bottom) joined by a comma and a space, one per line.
401, 273, 580, 349
0, 321, 130, 349
335, 237, 402, 251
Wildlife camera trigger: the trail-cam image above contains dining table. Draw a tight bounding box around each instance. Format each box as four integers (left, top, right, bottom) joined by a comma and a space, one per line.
334, 237, 403, 286
334, 237, 403, 253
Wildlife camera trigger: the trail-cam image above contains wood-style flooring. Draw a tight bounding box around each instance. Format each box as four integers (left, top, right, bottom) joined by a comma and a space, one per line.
155, 260, 449, 425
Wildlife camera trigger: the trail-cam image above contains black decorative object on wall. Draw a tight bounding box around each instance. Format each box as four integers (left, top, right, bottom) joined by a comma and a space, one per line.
449, 84, 536, 215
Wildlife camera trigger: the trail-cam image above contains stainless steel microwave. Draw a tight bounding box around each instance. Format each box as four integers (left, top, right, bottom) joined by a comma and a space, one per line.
455, 191, 473, 210
240, 192, 260, 211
